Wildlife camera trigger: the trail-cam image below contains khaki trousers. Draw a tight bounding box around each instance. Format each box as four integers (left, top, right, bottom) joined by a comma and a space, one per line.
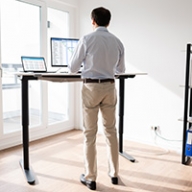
82, 82, 119, 181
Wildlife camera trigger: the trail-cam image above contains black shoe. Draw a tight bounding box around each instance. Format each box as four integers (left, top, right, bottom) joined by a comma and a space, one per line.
80, 174, 96, 190
111, 177, 118, 185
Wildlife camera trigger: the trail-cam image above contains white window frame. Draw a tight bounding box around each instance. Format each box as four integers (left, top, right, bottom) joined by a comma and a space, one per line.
0, 0, 3, 138
0, 0, 78, 150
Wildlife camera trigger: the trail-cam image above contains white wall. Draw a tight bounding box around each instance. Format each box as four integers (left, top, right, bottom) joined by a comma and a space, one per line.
77, 0, 192, 152
48, 0, 78, 6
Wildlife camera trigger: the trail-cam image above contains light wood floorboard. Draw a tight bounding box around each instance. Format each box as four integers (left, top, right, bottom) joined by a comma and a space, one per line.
0, 130, 192, 192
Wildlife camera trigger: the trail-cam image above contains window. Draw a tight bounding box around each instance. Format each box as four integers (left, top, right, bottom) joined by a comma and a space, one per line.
1, 0, 41, 133
47, 8, 70, 124
0, 0, 77, 149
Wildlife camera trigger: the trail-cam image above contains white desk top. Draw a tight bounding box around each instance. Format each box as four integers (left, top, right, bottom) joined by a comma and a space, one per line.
14, 72, 147, 82
15, 72, 147, 77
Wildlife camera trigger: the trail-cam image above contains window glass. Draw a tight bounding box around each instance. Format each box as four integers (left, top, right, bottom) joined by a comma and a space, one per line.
47, 8, 69, 124
1, 0, 41, 133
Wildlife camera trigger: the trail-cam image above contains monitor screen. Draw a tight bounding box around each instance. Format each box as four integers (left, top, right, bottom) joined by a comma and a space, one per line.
50, 37, 79, 67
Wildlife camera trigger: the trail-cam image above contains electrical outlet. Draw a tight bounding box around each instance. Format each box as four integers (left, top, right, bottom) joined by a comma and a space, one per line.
151, 126, 160, 131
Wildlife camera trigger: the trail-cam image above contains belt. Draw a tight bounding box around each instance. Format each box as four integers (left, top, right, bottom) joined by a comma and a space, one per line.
83, 79, 114, 83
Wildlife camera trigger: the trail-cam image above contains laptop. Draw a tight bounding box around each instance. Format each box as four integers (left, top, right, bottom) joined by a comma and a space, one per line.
21, 56, 58, 73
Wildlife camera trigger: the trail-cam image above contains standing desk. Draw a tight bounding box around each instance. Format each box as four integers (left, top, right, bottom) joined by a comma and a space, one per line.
17, 72, 144, 184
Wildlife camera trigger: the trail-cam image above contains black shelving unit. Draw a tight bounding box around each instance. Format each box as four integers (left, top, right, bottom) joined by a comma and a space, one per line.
182, 43, 192, 165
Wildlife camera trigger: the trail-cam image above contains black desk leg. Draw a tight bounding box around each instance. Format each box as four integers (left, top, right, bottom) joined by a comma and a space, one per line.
19, 77, 35, 184
118, 78, 135, 162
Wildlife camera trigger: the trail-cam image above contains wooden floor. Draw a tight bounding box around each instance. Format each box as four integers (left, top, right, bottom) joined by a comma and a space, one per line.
0, 130, 192, 192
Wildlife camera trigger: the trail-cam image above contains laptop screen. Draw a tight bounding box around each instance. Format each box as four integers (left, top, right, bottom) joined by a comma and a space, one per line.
50, 37, 79, 67
21, 56, 47, 72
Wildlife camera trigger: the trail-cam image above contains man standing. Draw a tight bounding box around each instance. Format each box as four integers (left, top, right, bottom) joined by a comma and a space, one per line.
69, 7, 125, 190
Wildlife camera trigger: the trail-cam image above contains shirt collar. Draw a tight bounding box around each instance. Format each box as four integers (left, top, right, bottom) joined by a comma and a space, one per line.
95, 26, 108, 32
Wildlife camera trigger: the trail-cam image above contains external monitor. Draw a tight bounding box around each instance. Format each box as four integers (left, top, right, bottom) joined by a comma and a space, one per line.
50, 37, 79, 67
